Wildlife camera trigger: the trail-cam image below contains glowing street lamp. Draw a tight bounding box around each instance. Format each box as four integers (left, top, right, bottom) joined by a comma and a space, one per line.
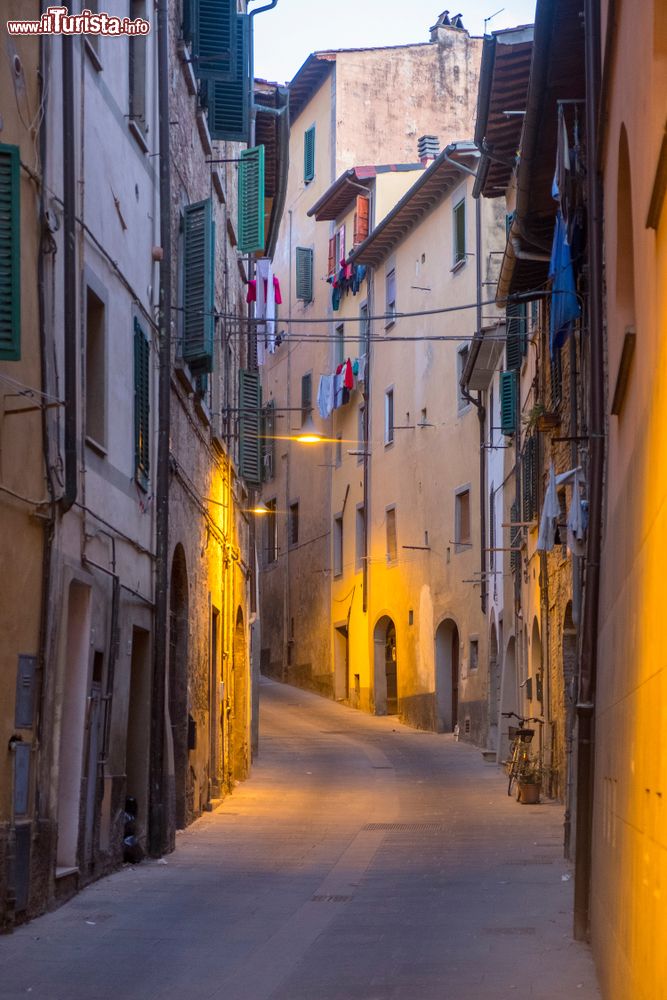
292, 411, 325, 444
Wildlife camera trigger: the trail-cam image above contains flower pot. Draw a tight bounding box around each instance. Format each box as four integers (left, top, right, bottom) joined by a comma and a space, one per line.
517, 781, 541, 804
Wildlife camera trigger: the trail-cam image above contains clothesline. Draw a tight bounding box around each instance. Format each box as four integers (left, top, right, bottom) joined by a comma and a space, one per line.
317, 355, 368, 419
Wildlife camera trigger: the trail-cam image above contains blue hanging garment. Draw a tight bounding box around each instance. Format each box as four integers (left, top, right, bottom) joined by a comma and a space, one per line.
549, 210, 580, 356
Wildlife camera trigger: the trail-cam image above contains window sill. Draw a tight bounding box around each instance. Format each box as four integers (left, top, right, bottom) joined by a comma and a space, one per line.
86, 435, 107, 457
135, 472, 149, 494
454, 540, 472, 554
384, 439, 394, 449
450, 258, 466, 274
194, 394, 212, 428
177, 40, 197, 96
84, 38, 103, 73
196, 107, 213, 157
128, 119, 149, 154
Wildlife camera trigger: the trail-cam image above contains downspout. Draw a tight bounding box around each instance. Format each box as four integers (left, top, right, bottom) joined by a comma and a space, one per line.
149, 0, 172, 858
453, 149, 486, 615
61, 35, 77, 512
362, 271, 373, 614
574, 0, 604, 943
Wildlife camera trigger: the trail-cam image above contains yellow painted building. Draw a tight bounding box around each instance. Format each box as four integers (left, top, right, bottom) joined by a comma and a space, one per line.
591, 0, 667, 995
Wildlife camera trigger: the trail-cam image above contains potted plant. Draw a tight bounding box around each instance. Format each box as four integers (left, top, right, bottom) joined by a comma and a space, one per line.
523, 402, 560, 433
516, 757, 542, 804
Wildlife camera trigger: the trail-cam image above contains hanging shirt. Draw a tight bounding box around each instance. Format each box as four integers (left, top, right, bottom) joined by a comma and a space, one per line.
317, 375, 335, 420
549, 210, 580, 357
343, 358, 354, 390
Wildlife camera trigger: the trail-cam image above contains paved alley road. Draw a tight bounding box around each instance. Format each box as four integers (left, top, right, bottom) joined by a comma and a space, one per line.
0, 679, 601, 1000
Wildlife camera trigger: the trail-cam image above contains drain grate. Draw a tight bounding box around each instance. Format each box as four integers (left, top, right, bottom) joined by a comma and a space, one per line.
311, 894, 352, 903
362, 822, 445, 833
483, 927, 536, 936
372, 765, 394, 769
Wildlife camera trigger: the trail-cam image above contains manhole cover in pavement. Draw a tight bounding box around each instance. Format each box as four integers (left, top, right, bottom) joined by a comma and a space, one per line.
483, 927, 536, 935
311, 894, 353, 903
362, 823, 445, 833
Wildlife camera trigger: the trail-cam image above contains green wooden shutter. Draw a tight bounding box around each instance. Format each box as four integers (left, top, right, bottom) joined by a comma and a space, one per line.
238, 145, 265, 254
0, 143, 20, 361
183, 198, 214, 374
239, 369, 262, 484
261, 399, 275, 481
505, 301, 525, 372
522, 433, 538, 522
191, 0, 236, 79
304, 126, 315, 183
295, 247, 313, 302
133, 319, 150, 487
206, 14, 249, 143
499, 370, 516, 435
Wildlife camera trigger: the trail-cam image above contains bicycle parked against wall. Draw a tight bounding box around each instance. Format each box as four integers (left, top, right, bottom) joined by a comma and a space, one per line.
501, 711, 544, 797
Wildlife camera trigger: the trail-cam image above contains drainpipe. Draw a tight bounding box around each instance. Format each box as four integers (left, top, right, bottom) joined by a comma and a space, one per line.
149, 0, 172, 858
574, 0, 604, 943
61, 35, 77, 512
454, 153, 486, 615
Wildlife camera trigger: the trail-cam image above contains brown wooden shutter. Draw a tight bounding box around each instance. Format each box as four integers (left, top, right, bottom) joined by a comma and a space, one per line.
328, 236, 336, 276
354, 195, 369, 245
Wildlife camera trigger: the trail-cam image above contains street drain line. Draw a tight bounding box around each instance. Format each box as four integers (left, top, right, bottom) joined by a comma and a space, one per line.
362, 823, 445, 833
483, 927, 537, 935
311, 894, 353, 903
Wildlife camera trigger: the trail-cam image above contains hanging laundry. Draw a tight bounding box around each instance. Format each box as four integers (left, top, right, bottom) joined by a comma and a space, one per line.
343, 358, 354, 390
317, 374, 336, 420
549, 210, 580, 357
352, 358, 359, 377
332, 286, 342, 311
537, 465, 584, 553
537, 463, 561, 552
551, 104, 571, 206
352, 264, 367, 295
334, 371, 345, 408
356, 354, 367, 383
566, 468, 587, 557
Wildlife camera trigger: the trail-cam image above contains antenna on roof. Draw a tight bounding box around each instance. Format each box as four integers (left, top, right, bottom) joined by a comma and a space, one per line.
483, 7, 505, 35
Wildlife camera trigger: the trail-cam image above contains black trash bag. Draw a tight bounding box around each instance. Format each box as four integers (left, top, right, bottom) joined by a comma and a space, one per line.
123, 835, 144, 864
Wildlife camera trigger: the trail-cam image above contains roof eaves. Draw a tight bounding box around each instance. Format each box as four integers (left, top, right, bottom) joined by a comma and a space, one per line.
350, 143, 479, 267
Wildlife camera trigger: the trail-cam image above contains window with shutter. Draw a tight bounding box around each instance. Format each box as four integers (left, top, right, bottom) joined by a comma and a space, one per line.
453, 197, 466, 265
134, 319, 150, 487
205, 14, 249, 143
239, 369, 262, 484
295, 247, 313, 302
354, 195, 370, 245
190, 0, 236, 79
0, 143, 20, 361
386, 507, 398, 563
304, 125, 315, 183
129, 0, 148, 133
499, 370, 517, 435
328, 236, 336, 276
385, 268, 396, 327
489, 485, 496, 571
505, 301, 526, 371
522, 433, 538, 521
301, 372, 312, 425
183, 198, 215, 374
238, 145, 265, 254
261, 399, 275, 481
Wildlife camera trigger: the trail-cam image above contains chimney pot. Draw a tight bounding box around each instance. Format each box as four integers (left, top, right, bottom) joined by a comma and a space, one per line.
418, 135, 440, 164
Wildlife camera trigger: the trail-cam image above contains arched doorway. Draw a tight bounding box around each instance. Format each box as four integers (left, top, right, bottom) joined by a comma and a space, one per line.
169, 545, 188, 830
488, 620, 500, 750
373, 616, 397, 715
435, 619, 459, 733
232, 608, 248, 781
499, 635, 518, 762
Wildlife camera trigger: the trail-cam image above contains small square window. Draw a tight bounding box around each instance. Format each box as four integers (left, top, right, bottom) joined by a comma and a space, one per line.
301, 372, 312, 426
455, 488, 471, 549
385, 268, 396, 327
333, 514, 343, 577
384, 389, 394, 445
289, 502, 299, 547
355, 505, 365, 571
386, 507, 397, 563
453, 197, 466, 267
265, 499, 277, 564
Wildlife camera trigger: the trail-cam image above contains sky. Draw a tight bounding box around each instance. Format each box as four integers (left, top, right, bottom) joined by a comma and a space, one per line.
253, 0, 537, 84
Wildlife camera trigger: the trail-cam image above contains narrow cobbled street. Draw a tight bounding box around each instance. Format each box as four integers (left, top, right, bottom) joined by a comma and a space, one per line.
0, 679, 599, 1000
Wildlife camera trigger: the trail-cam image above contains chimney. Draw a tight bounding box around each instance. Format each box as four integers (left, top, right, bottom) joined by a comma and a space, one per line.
430, 10, 466, 42
418, 135, 440, 164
